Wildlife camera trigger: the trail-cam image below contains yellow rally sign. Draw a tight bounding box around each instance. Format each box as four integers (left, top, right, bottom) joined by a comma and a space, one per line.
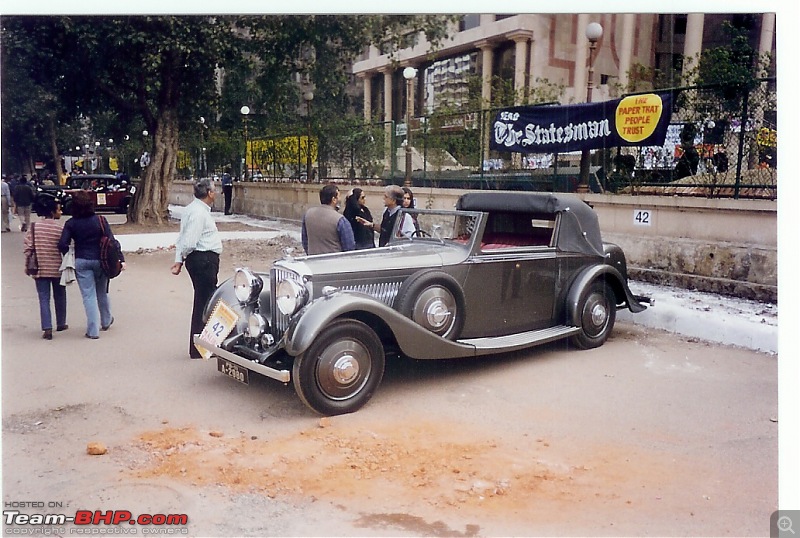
195, 300, 239, 360
615, 94, 664, 143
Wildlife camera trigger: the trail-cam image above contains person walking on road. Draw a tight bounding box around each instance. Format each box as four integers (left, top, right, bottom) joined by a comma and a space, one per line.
24, 195, 68, 339
2, 178, 12, 232
221, 172, 233, 215
171, 178, 223, 359
58, 191, 125, 339
13, 176, 35, 232
301, 184, 355, 255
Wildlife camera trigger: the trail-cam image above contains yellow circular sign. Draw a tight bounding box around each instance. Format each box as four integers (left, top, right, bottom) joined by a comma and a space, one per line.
615, 94, 664, 143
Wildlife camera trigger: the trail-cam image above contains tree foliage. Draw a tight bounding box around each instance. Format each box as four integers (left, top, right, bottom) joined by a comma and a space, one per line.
1, 15, 455, 223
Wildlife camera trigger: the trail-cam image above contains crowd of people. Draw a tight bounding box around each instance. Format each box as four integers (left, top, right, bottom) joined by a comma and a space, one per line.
302, 183, 419, 254
15, 174, 421, 358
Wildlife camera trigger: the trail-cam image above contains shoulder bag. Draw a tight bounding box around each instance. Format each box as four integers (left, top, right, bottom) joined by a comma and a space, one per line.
24, 223, 39, 276
98, 216, 123, 279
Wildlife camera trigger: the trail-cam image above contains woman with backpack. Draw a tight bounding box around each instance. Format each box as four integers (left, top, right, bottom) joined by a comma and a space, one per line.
23, 194, 68, 340
58, 191, 125, 339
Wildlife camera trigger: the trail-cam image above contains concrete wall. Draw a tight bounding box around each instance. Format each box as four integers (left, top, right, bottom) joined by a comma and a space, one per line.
170, 181, 777, 302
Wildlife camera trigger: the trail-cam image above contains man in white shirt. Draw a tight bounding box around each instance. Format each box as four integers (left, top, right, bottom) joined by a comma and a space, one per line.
171, 178, 223, 359
1, 178, 12, 232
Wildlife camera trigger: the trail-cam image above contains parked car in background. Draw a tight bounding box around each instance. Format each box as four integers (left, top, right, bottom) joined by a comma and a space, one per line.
194, 191, 650, 416
38, 174, 136, 215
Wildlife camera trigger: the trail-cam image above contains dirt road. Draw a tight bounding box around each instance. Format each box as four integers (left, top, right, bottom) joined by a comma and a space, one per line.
1, 223, 778, 536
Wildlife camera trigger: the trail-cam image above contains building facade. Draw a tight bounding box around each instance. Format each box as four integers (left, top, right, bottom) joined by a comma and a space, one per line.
351, 13, 776, 124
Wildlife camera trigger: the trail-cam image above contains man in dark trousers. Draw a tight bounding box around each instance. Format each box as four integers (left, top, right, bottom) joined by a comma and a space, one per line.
221, 171, 233, 215
301, 184, 355, 255
170, 178, 223, 359
12, 176, 35, 232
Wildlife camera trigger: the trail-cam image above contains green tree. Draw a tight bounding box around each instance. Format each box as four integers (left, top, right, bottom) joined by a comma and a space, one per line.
2, 15, 454, 223
1, 17, 80, 180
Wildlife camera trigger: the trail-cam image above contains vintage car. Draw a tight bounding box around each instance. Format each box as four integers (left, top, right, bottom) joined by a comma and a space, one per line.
40, 174, 136, 214
195, 191, 649, 416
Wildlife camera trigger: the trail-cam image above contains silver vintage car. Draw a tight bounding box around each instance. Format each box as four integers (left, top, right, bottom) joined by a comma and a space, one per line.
195, 191, 649, 415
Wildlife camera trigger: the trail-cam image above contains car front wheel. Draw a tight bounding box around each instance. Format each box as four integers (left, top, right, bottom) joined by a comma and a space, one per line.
292, 319, 385, 416
570, 281, 616, 349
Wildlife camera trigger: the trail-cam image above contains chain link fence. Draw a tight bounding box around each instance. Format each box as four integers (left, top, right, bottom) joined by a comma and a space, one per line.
607, 79, 777, 199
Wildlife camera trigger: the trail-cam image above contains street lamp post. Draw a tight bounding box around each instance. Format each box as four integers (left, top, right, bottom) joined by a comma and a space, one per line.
303, 90, 314, 181
403, 66, 417, 188
107, 138, 114, 174
140, 130, 150, 173
578, 21, 603, 193
94, 141, 101, 173
240, 106, 250, 180
199, 117, 206, 178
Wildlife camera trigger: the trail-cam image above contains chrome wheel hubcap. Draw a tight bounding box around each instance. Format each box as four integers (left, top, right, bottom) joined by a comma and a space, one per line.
332, 355, 359, 385
590, 303, 608, 326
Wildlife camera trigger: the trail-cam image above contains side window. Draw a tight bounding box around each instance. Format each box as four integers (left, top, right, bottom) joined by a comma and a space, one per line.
480, 212, 555, 250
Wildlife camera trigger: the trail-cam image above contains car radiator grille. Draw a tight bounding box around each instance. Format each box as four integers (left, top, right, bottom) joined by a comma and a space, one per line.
270, 268, 301, 336
341, 282, 401, 307
270, 268, 402, 336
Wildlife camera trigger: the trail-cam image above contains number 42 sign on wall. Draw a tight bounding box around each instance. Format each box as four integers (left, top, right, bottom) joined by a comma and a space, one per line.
633, 209, 653, 226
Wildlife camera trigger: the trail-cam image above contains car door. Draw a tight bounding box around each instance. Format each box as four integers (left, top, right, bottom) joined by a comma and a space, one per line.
460, 212, 557, 338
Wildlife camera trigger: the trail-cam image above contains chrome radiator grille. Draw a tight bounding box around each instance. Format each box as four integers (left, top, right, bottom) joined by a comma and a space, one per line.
341, 281, 402, 307
270, 268, 302, 336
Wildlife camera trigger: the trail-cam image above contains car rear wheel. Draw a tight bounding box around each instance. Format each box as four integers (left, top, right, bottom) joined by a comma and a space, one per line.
570, 281, 616, 349
292, 319, 385, 416
115, 199, 130, 214
394, 270, 465, 341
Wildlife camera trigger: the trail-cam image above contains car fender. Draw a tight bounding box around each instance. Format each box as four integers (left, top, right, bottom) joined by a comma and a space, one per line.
284, 291, 477, 360
566, 265, 646, 325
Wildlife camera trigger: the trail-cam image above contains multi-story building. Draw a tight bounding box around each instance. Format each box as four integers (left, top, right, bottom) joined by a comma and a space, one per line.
352, 13, 776, 124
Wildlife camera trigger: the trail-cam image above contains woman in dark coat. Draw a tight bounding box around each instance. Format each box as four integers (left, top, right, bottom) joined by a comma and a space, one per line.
343, 188, 375, 249
58, 190, 125, 339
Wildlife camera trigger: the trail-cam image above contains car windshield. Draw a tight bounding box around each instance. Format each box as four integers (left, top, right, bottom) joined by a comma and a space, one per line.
390, 209, 481, 248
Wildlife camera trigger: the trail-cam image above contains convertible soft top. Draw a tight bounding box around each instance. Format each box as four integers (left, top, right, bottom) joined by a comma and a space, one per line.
456, 191, 604, 256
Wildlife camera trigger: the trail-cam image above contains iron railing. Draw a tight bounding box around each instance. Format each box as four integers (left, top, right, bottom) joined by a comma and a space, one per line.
180, 79, 776, 200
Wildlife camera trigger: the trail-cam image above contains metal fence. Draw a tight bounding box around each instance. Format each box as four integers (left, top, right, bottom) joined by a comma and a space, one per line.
191, 79, 776, 200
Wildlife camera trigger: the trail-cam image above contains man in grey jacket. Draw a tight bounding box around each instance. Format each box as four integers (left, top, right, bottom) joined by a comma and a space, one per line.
301, 184, 355, 255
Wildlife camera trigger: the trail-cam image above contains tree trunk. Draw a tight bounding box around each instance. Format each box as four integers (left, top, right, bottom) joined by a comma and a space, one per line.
48, 115, 65, 184
129, 109, 179, 224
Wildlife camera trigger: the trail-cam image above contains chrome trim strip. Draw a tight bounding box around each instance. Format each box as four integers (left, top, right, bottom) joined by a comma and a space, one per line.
458, 325, 581, 350
193, 335, 291, 383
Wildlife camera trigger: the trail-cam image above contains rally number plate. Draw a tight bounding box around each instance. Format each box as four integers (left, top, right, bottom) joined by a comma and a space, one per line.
217, 357, 249, 385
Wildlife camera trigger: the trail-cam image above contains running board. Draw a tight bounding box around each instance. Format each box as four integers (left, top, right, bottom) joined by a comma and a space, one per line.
457, 325, 581, 355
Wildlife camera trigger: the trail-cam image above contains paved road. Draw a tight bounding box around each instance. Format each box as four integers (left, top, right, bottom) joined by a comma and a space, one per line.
1, 221, 779, 536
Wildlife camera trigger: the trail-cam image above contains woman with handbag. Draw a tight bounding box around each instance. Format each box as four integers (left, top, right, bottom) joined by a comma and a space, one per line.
58, 190, 125, 339
23, 194, 68, 340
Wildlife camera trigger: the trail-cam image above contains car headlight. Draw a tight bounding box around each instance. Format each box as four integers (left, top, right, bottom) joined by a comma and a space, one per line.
233, 268, 263, 304
247, 313, 267, 338
276, 278, 307, 316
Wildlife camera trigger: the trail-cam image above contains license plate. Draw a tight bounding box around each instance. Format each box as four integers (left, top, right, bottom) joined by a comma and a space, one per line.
217, 357, 249, 385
